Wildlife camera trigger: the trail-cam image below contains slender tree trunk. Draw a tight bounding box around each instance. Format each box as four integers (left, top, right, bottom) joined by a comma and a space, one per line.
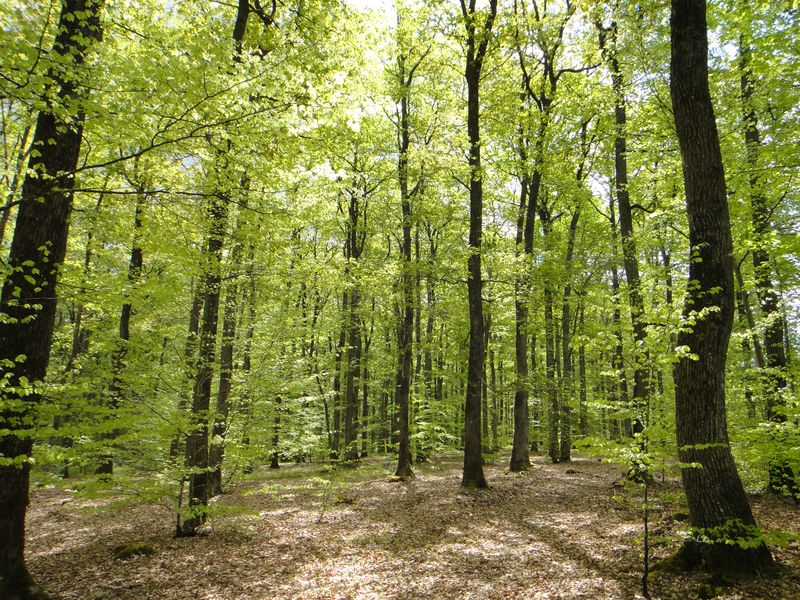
238, 249, 257, 472
0, 1, 102, 595
0, 123, 32, 250
734, 262, 760, 420
361, 321, 372, 458
269, 396, 282, 469
460, 0, 497, 489
739, 34, 794, 495
670, 0, 773, 573
170, 281, 204, 460
598, 21, 648, 435
544, 286, 559, 462
559, 207, 580, 462
530, 334, 540, 452
208, 200, 246, 494
181, 193, 228, 536
482, 313, 491, 445
332, 293, 347, 460
578, 308, 588, 437
394, 47, 416, 477
609, 197, 632, 438
97, 191, 145, 475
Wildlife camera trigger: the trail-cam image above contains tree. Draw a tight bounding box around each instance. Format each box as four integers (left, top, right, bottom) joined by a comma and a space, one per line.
460, 0, 497, 490
738, 30, 795, 496
669, 0, 773, 574
0, 1, 103, 596
597, 15, 648, 436
391, 4, 430, 479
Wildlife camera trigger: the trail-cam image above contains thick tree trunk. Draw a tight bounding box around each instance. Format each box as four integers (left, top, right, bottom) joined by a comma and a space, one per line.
0, 1, 102, 595
670, 0, 773, 573
460, 0, 496, 489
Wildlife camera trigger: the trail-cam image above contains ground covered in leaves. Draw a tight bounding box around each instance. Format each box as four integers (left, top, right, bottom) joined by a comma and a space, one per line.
27, 453, 800, 599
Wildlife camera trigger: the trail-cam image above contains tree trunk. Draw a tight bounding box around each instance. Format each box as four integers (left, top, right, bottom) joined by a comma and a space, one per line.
578, 308, 588, 437
670, 0, 773, 573
609, 196, 632, 438
0, 1, 102, 595
238, 248, 257, 472
530, 334, 540, 452
394, 47, 416, 478
739, 34, 794, 495
0, 124, 32, 250
97, 191, 145, 476
269, 396, 282, 469
331, 293, 347, 460
559, 207, 580, 462
181, 193, 228, 536
598, 21, 648, 436
209, 201, 246, 494
460, 0, 497, 489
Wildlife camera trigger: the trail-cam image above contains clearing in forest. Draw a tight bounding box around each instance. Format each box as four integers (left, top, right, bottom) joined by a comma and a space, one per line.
27, 454, 800, 599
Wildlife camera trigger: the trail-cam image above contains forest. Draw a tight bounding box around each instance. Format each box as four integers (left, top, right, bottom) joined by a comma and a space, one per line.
0, 0, 798, 598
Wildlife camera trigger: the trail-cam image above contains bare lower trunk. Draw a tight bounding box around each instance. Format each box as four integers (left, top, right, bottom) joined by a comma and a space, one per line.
670, 0, 773, 573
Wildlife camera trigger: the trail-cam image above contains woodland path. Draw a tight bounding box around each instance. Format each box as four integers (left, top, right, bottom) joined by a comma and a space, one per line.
26, 454, 800, 599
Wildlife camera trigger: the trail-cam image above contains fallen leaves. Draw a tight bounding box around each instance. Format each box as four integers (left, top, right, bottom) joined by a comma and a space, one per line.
25, 453, 800, 599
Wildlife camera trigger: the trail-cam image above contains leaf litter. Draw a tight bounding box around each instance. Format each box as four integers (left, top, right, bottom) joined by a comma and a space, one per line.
26, 453, 800, 599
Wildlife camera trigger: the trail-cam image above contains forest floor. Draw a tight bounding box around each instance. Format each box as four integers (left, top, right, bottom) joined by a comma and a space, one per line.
26, 452, 800, 600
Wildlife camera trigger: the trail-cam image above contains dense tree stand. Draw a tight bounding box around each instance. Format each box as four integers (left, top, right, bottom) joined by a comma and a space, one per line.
670, 0, 773, 575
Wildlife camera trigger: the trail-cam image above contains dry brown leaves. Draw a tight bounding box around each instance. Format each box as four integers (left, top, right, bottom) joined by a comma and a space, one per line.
26, 454, 800, 599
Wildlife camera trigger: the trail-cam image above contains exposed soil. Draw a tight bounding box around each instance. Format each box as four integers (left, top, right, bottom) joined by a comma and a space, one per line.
26, 453, 800, 599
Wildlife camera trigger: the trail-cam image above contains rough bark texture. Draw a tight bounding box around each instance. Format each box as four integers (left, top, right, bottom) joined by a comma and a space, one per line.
460, 0, 496, 489
670, 0, 773, 574
0, 1, 102, 596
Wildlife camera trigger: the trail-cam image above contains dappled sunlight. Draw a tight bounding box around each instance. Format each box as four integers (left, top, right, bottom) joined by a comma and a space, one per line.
24, 455, 800, 599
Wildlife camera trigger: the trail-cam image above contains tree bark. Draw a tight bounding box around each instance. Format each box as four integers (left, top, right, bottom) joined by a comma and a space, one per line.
0, 1, 102, 595
670, 0, 773, 573
460, 0, 497, 489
